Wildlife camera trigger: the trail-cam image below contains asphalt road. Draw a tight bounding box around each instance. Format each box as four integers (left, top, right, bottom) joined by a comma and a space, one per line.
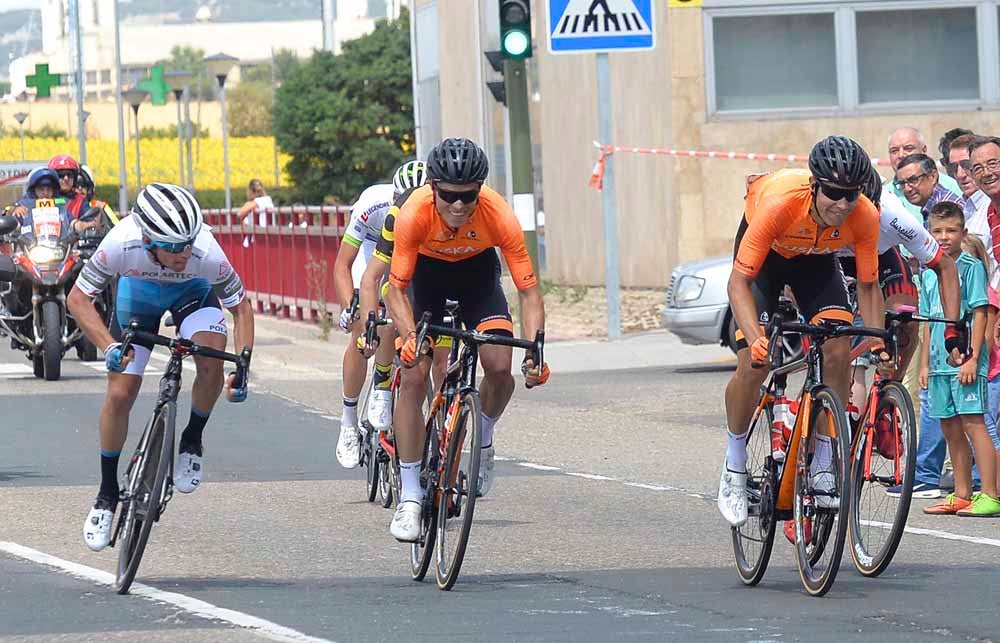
1, 342, 998, 643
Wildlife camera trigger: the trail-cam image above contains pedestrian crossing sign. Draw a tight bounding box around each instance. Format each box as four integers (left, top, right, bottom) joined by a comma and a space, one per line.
547, 0, 655, 54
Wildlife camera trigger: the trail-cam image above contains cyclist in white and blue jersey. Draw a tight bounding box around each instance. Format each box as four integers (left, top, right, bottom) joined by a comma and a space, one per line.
67, 183, 255, 552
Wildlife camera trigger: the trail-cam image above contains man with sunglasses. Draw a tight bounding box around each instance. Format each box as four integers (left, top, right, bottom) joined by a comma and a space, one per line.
67, 183, 255, 553
945, 134, 993, 255
48, 154, 87, 218
894, 154, 962, 229
383, 137, 550, 543
719, 136, 887, 528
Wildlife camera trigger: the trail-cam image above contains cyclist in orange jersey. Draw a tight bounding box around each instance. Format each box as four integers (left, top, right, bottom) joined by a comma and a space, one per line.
384, 138, 549, 543
718, 136, 887, 528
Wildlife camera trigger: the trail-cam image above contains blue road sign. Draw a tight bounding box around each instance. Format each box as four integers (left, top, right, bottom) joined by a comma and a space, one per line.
547, 0, 655, 55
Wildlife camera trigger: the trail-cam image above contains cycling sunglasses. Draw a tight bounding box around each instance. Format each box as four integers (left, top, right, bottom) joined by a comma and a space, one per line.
147, 239, 193, 254
817, 182, 861, 202
434, 183, 481, 204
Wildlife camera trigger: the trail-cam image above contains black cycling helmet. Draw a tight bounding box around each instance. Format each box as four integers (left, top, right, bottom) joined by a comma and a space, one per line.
426, 137, 489, 184
809, 135, 872, 188
862, 166, 882, 208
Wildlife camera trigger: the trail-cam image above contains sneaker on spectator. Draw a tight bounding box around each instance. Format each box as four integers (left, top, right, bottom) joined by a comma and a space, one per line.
923, 493, 972, 515
886, 481, 940, 499
957, 492, 1000, 517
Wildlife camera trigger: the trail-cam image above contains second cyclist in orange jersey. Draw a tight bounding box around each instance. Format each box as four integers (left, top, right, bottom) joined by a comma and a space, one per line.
735, 168, 881, 283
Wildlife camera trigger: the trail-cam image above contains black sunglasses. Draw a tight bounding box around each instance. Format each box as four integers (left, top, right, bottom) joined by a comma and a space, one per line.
945, 159, 973, 176
434, 184, 481, 204
817, 182, 861, 202
57, 170, 77, 180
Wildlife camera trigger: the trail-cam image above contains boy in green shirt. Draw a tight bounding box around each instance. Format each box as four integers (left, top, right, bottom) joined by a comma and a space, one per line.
921, 202, 1000, 516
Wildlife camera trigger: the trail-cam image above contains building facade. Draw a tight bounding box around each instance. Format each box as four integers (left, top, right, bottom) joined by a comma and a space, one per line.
413, 0, 1000, 287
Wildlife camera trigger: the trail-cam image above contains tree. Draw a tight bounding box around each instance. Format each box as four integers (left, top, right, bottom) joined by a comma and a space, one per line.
228, 82, 273, 136
273, 49, 300, 85
273, 9, 415, 203
158, 45, 215, 100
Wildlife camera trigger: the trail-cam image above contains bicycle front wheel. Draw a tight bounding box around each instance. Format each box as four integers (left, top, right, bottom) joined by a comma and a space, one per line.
793, 386, 851, 597
115, 404, 174, 594
849, 381, 916, 577
732, 398, 778, 586
410, 406, 441, 581
436, 391, 482, 590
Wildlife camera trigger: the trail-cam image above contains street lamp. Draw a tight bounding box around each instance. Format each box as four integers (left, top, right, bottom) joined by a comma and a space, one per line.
123, 86, 148, 196
165, 70, 193, 188
13, 112, 28, 161
204, 52, 238, 212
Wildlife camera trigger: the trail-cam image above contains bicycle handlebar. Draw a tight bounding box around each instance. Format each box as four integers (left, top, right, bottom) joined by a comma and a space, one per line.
413, 311, 545, 374
121, 320, 251, 387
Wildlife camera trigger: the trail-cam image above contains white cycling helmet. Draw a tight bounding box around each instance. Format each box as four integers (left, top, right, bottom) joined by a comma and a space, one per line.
132, 183, 203, 244
392, 160, 427, 194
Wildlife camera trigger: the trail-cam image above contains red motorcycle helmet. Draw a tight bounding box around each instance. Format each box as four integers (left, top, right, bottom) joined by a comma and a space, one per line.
48, 154, 80, 173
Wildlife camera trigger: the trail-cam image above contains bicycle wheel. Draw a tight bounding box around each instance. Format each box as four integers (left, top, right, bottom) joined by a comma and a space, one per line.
410, 407, 441, 581
732, 398, 778, 586
436, 391, 482, 590
115, 404, 175, 594
378, 441, 395, 508
849, 381, 916, 577
793, 386, 851, 597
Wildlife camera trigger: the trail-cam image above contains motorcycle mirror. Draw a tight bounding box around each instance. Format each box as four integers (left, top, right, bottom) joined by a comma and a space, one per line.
0, 254, 16, 282
0, 215, 18, 236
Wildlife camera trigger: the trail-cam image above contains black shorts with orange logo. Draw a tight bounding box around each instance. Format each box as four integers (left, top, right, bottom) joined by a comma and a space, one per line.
410, 250, 514, 338
733, 216, 853, 350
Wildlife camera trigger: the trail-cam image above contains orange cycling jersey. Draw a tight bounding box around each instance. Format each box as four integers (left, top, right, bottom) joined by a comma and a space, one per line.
388, 184, 538, 291
735, 169, 880, 283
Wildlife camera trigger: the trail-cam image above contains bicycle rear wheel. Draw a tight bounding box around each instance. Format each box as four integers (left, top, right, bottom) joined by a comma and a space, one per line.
436, 391, 482, 590
793, 386, 851, 597
378, 440, 395, 508
410, 407, 441, 581
361, 376, 379, 502
849, 381, 916, 577
732, 399, 778, 586
115, 404, 174, 594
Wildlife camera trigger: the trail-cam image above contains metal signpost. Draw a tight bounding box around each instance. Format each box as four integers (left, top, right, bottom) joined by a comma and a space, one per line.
547, 0, 655, 339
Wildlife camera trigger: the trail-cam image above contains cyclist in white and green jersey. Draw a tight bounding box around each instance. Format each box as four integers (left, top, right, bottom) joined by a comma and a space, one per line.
333, 161, 427, 468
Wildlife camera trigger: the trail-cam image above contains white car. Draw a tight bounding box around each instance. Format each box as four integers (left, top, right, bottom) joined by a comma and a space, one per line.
663, 255, 803, 358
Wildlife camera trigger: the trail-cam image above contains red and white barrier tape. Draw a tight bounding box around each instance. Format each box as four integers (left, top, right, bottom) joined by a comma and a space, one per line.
588, 141, 891, 190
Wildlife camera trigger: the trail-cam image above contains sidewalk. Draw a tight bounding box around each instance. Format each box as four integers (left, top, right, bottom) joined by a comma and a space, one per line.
248, 314, 734, 379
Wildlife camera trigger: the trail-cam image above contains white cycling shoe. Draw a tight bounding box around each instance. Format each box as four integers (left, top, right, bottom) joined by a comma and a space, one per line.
390, 500, 422, 542
174, 449, 203, 493
336, 425, 361, 469
811, 471, 839, 509
477, 445, 495, 497
367, 389, 393, 431
83, 496, 116, 552
717, 462, 748, 527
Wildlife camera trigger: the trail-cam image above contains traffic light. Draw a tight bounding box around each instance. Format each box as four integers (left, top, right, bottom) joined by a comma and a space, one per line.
499, 0, 532, 59
484, 50, 506, 105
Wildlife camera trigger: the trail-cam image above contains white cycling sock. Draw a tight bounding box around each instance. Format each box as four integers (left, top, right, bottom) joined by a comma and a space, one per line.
342, 396, 358, 428
726, 431, 749, 473
399, 459, 424, 504
811, 434, 833, 476
481, 412, 498, 448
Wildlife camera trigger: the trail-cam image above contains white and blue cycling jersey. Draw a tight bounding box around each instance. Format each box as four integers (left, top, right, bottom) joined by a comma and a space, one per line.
76, 215, 246, 375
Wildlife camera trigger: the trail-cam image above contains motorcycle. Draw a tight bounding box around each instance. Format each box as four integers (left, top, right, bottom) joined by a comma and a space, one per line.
0, 202, 112, 380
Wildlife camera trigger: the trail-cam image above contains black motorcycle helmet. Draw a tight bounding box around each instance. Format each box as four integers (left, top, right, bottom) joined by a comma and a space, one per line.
426, 137, 489, 184
809, 136, 872, 188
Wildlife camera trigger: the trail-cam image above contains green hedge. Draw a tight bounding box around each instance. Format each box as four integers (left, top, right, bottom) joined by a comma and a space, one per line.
94, 185, 301, 210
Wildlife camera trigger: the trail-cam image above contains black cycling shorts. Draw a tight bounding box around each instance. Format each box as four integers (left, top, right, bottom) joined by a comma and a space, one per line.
733, 216, 853, 349
839, 247, 917, 300
410, 250, 513, 337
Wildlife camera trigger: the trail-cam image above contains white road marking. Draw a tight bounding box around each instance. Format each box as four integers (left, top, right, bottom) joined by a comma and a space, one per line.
0, 363, 34, 379
0, 541, 335, 643
861, 520, 1000, 548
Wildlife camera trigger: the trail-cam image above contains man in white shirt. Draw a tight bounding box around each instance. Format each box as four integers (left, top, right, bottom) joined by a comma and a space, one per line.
945, 133, 993, 261
237, 179, 274, 247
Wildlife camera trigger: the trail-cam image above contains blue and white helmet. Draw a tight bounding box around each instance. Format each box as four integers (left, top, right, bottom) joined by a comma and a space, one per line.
132, 183, 203, 244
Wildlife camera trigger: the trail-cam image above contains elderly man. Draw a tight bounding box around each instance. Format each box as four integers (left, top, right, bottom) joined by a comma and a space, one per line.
895, 153, 962, 226
946, 133, 992, 254
886, 127, 962, 223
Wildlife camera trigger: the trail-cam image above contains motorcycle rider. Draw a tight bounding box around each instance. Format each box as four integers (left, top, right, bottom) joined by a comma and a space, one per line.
48, 154, 87, 217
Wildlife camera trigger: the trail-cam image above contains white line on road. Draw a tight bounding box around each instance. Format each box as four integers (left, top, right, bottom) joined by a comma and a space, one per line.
861, 520, 1000, 548
0, 541, 335, 643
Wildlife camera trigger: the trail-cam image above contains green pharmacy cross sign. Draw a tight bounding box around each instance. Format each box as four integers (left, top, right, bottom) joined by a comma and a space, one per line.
26, 63, 61, 98
138, 65, 170, 105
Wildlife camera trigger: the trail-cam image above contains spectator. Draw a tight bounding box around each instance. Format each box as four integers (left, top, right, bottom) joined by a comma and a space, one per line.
237, 178, 274, 247
894, 153, 962, 226
885, 127, 962, 223
920, 202, 999, 517
939, 128, 975, 167
946, 133, 992, 255
975, 236, 1000, 499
